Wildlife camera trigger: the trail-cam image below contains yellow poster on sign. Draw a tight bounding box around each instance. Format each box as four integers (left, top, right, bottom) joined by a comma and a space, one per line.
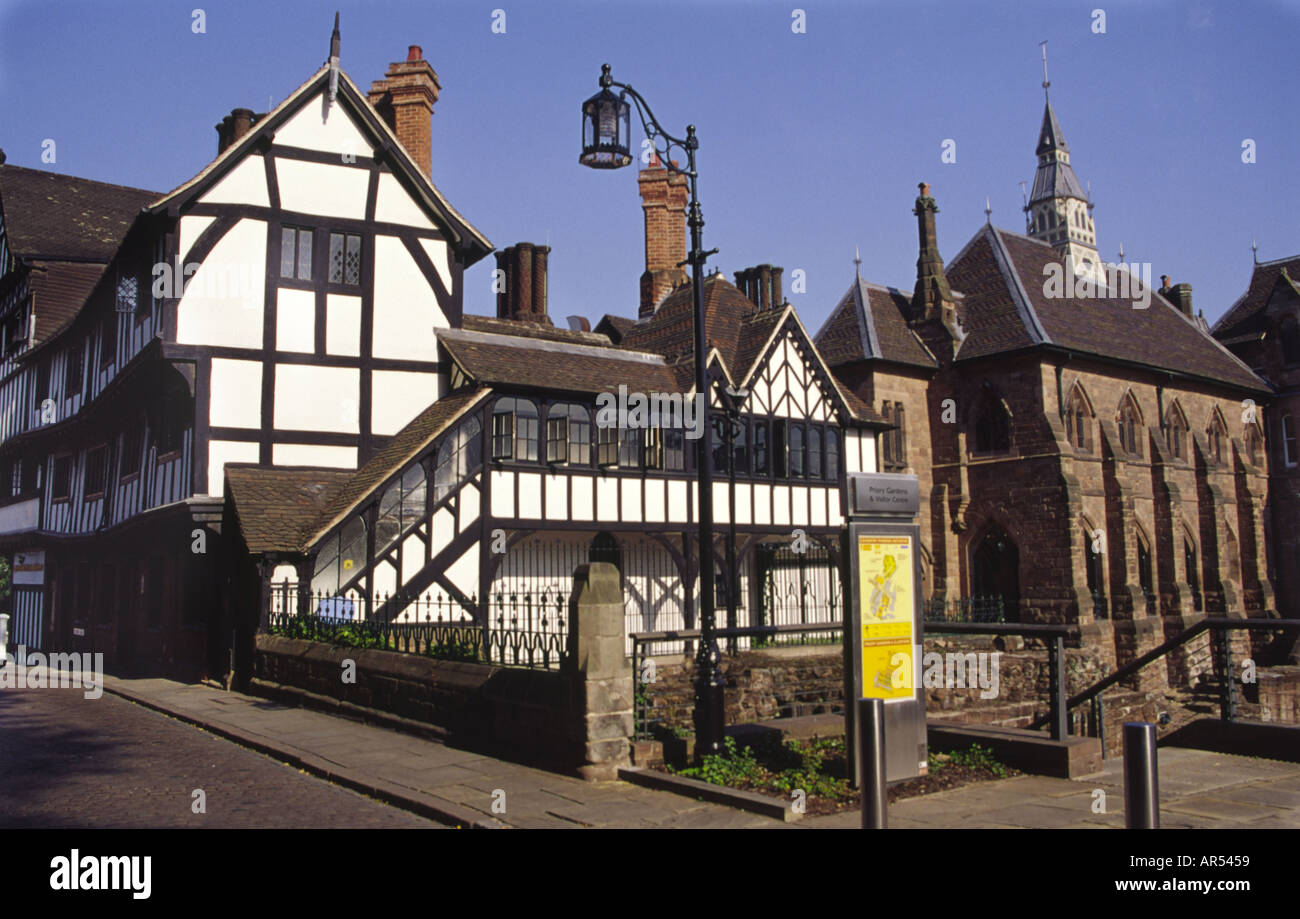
858, 534, 915, 699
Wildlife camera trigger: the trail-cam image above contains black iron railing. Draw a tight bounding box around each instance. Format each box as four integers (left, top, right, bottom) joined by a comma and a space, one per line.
265, 584, 568, 670
923, 595, 1007, 623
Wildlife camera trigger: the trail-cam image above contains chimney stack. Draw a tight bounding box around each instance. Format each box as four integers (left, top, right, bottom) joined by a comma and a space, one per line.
638, 156, 689, 318
733, 265, 785, 310
216, 107, 259, 155
1164, 281, 1193, 318
495, 243, 552, 324
368, 45, 440, 178
911, 181, 955, 323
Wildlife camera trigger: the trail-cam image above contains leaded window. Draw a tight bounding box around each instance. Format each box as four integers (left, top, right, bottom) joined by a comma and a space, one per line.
281, 227, 313, 281
825, 429, 840, 481
329, 232, 362, 286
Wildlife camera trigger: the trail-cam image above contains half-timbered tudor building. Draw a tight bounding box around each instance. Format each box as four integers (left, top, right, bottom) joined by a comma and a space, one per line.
0, 36, 492, 676
816, 90, 1278, 684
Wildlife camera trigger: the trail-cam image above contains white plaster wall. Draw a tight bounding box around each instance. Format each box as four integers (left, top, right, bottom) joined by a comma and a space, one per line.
418, 238, 453, 293
176, 219, 266, 348
374, 172, 435, 230
271, 443, 356, 467
491, 470, 513, 518
273, 93, 373, 157
371, 370, 439, 437
545, 474, 567, 519
275, 159, 369, 219
372, 235, 444, 360
273, 365, 359, 432
199, 155, 269, 207
276, 288, 315, 353
325, 293, 361, 356
179, 215, 216, 262
570, 475, 594, 521
518, 472, 542, 519
208, 358, 262, 429
207, 440, 259, 495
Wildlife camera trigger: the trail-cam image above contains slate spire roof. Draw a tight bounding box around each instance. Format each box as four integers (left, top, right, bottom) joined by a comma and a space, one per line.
1028, 98, 1087, 206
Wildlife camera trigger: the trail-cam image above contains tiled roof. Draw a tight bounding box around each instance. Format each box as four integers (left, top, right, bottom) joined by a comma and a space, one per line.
0, 164, 156, 261
595, 314, 636, 343
226, 389, 490, 553
27, 260, 109, 344
224, 467, 354, 554
439, 327, 680, 395
307, 387, 490, 544
461, 313, 614, 347
947, 224, 1267, 392
815, 276, 937, 370
619, 273, 762, 374
1211, 255, 1300, 341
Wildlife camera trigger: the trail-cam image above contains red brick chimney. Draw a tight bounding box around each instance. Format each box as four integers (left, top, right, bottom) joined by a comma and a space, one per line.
216, 108, 259, 156
368, 45, 440, 178
638, 155, 689, 318
495, 243, 552, 324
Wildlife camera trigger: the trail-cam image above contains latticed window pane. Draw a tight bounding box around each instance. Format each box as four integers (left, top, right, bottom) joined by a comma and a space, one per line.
597, 425, 618, 466
491, 409, 514, 460
345, 234, 361, 285
568, 407, 590, 465
116, 275, 138, 313
280, 229, 296, 277
620, 427, 641, 468
329, 232, 345, 283
296, 229, 313, 280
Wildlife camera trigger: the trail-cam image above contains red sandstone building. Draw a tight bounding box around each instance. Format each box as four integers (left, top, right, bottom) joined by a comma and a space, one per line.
816, 91, 1279, 681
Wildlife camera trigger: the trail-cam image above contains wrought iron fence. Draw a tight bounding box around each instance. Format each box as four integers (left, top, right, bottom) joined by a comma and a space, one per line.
265, 584, 567, 670
923, 595, 1006, 623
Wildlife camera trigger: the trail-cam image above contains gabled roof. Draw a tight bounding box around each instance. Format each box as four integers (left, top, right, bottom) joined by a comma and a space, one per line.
439, 327, 679, 395
0, 164, 156, 261
146, 65, 491, 266
946, 223, 1268, 392
814, 275, 937, 370
1211, 254, 1300, 341
224, 467, 354, 554
27, 261, 111, 345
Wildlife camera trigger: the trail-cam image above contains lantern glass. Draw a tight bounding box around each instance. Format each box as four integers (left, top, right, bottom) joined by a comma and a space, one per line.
579, 88, 632, 169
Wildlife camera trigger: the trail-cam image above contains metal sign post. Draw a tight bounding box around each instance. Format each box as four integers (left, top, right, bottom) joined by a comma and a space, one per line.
844, 472, 928, 786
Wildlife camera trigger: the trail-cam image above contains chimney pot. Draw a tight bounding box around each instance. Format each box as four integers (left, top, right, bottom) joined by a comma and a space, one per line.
407, 45, 422, 61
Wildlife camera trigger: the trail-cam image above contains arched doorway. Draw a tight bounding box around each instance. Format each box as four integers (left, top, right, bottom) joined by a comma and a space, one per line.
971, 525, 1020, 620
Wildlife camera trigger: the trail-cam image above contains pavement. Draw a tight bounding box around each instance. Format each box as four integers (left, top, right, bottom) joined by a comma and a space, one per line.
6, 666, 1297, 829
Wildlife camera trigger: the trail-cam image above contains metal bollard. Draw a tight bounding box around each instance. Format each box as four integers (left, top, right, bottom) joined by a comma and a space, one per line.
858, 697, 887, 829
0, 612, 8, 667
1123, 722, 1159, 829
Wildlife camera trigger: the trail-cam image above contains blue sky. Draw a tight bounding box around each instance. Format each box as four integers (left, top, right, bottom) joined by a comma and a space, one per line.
1, 0, 1296, 332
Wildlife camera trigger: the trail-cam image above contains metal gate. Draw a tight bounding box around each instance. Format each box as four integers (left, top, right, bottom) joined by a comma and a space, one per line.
755, 541, 841, 627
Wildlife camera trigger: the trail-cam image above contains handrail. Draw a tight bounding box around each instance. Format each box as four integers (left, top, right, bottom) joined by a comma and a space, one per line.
1025, 616, 1300, 732
924, 622, 1078, 638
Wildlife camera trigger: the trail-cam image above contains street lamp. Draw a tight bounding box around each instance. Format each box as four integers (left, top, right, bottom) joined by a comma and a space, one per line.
579, 63, 725, 760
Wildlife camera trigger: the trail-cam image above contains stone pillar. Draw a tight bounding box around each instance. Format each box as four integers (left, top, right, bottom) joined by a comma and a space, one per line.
568, 563, 633, 781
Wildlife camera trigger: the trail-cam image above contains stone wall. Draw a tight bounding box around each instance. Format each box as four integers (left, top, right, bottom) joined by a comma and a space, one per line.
1257, 666, 1300, 724
640, 635, 1123, 737
255, 634, 585, 768
253, 563, 633, 778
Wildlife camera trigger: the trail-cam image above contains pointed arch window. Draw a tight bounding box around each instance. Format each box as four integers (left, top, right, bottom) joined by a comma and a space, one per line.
1064, 385, 1092, 452
1184, 536, 1201, 609
1116, 395, 1143, 457
1165, 403, 1188, 461
1085, 527, 1106, 615
1136, 528, 1154, 608
1207, 412, 1228, 465
1243, 422, 1262, 466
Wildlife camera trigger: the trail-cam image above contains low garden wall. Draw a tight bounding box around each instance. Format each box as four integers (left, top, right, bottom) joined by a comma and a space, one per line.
252, 563, 634, 779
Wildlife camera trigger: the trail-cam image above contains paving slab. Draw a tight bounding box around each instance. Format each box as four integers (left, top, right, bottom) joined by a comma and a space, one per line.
96, 674, 1300, 830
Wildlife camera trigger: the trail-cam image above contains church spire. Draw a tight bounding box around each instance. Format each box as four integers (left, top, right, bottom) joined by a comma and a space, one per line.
1024, 50, 1099, 278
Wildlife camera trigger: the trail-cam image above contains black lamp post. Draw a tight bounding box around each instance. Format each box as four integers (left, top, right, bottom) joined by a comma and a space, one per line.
579, 63, 725, 759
